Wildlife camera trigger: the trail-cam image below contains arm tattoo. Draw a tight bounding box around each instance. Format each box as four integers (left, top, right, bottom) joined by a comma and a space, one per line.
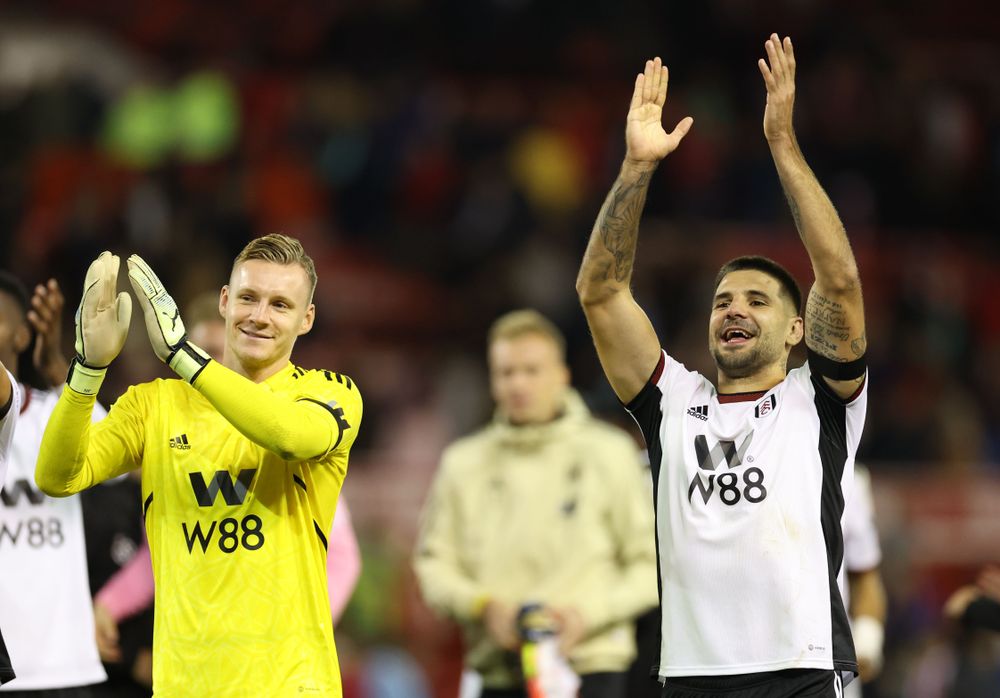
805, 291, 851, 358
595, 170, 652, 282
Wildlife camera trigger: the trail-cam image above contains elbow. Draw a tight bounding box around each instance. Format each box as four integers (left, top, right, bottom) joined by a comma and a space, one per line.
576, 276, 619, 308
35, 470, 73, 498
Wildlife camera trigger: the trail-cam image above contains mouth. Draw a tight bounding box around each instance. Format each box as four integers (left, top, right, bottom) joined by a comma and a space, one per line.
239, 328, 272, 340
720, 327, 755, 346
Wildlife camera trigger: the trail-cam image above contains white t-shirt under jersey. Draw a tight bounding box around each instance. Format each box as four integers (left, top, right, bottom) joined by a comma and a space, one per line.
626, 351, 867, 680
0, 385, 107, 690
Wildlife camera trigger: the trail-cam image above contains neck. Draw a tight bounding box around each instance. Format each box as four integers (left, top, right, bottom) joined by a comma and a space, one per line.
716, 364, 786, 394
222, 349, 290, 384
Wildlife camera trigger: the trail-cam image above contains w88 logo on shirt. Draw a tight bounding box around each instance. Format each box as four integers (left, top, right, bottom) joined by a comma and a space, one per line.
687, 434, 768, 506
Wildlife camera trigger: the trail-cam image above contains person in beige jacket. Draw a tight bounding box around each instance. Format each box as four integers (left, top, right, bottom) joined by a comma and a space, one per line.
414, 309, 658, 698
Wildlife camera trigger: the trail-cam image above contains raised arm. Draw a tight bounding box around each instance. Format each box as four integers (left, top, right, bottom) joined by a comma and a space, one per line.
576, 57, 692, 403
760, 35, 866, 399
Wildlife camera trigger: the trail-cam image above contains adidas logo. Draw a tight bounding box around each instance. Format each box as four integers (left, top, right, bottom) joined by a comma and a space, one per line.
687, 405, 709, 421
169, 434, 191, 450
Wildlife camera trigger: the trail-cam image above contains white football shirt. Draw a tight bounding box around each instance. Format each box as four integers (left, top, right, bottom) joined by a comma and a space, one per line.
627, 351, 867, 681
0, 385, 107, 690
0, 373, 21, 686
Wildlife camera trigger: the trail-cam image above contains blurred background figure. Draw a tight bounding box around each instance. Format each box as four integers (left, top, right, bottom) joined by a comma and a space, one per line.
414, 310, 657, 698
0, 274, 108, 696
841, 465, 888, 698
0, 1, 996, 695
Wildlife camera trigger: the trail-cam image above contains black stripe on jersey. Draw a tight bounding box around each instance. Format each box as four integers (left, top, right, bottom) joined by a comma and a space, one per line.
298, 397, 350, 453
293, 474, 308, 492
142, 492, 154, 521
0, 627, 14, 685
313, 520, 328, 550
811, 374, 859, 679
624, 354, 666, 677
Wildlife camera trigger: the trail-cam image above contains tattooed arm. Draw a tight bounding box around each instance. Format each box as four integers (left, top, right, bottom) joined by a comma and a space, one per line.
759, 35, 865, 399
576, 57, 692, 403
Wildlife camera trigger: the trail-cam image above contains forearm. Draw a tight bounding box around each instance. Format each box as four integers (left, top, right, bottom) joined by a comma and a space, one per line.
849, 568, 887, 623
586, 559, 659, 631
327, 505, 361, 625
96, 541, 154, 623
769, 137, 859, 290
193, 362, 339, 461
576, 160, 656, 305
413, 554, 487, 623
36, 389, 106, 496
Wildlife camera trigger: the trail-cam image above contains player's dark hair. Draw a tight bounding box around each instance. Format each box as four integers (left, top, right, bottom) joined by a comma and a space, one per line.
0, 271, 30, 317
714, 256, 802, 315
234, 234, 318, 300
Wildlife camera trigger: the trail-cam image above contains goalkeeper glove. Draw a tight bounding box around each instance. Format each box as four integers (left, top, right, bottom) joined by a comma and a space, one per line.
67, 252, 132, 395
126, 255, 211, 383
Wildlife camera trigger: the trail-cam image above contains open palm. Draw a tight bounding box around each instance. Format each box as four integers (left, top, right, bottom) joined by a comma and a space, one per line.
625, 57, 693, 163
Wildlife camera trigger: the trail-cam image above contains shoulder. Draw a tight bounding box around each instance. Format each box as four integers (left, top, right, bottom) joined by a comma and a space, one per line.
578, 417, 637, 451
292, 366, 362, 398
439, 427, 494, 471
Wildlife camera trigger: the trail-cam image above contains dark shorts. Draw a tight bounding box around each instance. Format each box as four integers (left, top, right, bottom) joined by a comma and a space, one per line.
481, 671, 626, 698
661, 669, 842, 698
0, 688, 97, 698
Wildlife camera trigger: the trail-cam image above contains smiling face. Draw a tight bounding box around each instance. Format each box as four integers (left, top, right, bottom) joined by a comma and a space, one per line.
709, 269, 803, 382
220, 260, 315, 380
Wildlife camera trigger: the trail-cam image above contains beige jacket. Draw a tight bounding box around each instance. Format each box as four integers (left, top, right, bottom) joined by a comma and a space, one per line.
414, 390, 658, 687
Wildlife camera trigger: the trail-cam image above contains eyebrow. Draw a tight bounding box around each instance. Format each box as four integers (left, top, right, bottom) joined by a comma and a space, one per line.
713, 289, 774, 301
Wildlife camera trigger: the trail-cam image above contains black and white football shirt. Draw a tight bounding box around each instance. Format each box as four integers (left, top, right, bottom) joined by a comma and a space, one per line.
627, 351, 867, 681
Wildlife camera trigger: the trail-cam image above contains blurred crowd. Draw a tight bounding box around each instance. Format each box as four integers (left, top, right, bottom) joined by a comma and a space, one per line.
0, 0, 997, 696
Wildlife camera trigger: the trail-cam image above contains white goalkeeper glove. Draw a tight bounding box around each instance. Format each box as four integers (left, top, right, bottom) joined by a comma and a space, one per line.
126, 255, 211, 383
67, 252, 133, 395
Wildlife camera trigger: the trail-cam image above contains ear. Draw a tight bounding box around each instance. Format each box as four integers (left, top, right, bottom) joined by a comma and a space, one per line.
788, 315, 804, 347
298, 303, 315, 336
14, 321, 30, 354
219, 286, 229, 317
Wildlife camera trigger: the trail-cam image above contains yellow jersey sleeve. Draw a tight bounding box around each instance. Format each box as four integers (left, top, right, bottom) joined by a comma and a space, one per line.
36, 384, 146, 496
192, 361, 362, 461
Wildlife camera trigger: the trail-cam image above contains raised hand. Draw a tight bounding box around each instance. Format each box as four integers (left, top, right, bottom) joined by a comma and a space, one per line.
126, 255, 210, 383
759, 34, 797, 143
625, 57, 693, 166
28, 278, 68, 387
67, 252, 132, 395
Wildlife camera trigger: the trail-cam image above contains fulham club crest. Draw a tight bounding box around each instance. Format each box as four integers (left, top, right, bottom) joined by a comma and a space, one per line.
754, 395, 777, 418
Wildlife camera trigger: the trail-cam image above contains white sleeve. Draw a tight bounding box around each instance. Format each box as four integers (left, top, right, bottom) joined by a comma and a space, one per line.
0, 371, 22, 484
843, 466, 881, 571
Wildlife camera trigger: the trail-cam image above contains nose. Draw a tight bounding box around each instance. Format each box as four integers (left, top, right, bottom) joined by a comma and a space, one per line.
247, 301, 270, 326
725, 300, 748, 318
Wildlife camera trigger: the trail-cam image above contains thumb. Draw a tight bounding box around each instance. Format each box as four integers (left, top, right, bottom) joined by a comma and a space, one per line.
115, 291, 133, 332
670, 116, 694, 142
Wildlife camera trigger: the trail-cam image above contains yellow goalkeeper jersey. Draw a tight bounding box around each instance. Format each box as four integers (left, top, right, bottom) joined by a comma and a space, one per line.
41, 362, 362, 697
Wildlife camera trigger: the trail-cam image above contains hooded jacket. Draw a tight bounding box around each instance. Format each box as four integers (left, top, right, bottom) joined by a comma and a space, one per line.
414, 389, 658, 687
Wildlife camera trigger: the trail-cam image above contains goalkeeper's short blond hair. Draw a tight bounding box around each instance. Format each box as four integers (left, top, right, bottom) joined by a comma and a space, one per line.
487, 309, 566, 360
233, 234, 318, 301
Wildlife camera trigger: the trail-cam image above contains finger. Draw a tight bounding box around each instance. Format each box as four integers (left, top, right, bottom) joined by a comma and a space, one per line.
758, 58, 776, 91
651, 56, 662, 98
47, 278, 64, 311
655, 65, 669, 107
765, 36, 782, 81
784, 36, 796, 78
669, 115, 694, 142
31, 293, 54, 323
100, 253, 120, 310
629, 73, 644, 111
27, 310, 48, 334
642, 59, 655, 103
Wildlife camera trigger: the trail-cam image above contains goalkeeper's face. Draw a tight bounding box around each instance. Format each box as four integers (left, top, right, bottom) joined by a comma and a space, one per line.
489, 332, 570, 425
221, 260, 315, 373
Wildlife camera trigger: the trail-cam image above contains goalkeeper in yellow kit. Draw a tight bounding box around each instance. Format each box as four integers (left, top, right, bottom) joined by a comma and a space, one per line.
35, 234, 362, 698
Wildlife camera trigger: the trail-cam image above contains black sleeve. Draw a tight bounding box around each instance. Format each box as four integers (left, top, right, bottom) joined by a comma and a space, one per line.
624, 353, 665, 450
